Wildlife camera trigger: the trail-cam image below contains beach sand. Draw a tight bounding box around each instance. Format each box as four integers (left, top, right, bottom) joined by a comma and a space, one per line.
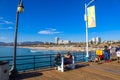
21, 46, 96, 52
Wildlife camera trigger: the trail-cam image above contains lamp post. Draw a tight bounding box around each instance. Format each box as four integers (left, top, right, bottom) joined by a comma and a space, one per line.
85, 0, 95, 62
9, 0, 24, 79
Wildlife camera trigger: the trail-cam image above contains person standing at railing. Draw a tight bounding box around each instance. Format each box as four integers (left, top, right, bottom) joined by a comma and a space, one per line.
103, 46, 110, 62
116, 49, 120, 63
115, 45, 120, 52
108, 44, 114, 60
54, 53, 61, 70
95, 48, 103, 63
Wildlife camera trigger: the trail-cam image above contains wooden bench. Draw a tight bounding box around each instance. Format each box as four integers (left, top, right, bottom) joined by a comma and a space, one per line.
57, 56, 75, 72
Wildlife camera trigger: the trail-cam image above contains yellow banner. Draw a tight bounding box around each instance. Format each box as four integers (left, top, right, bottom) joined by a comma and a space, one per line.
87, 6, 96, 28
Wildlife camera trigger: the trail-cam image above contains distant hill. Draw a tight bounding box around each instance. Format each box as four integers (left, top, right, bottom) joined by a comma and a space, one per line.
18, 41, 44, 45
0, 42, 5, 45
0, 41, 44, 46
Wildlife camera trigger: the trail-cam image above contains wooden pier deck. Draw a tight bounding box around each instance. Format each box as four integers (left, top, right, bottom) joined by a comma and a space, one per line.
18, 61, 120, 80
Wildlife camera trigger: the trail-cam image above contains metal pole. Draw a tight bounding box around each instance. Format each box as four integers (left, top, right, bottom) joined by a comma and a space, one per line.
9, 0, 24, 79
13, 11, 19, 71
9, 11, 19, 79
85, 0, 95, 62
85, 4, 89, 62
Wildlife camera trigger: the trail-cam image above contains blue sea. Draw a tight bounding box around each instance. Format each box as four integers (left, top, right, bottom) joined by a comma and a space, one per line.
0, 46, 65, 57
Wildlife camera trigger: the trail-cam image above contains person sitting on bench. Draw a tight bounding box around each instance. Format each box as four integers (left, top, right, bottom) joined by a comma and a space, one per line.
54, 53, 61, 70
64, 53, 72, 65
57, 52, 75, 72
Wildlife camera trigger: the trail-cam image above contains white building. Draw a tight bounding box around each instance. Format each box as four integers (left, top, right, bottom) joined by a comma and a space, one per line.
55, 37, 59, 44
91, 38, 96, 44
91, 37, 101, 44
96, 37, 101, 44
59, 40, 71, 44
55, 37, 71, 44
58, 40, 63, 44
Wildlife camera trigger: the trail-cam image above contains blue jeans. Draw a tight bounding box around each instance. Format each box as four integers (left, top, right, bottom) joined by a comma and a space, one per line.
104, 52, 108, 60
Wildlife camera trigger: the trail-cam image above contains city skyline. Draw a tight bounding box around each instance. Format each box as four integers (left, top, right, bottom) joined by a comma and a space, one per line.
0, 0, 120, 43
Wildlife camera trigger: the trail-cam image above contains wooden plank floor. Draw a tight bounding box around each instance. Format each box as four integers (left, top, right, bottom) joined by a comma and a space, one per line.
18, 61, 120, 80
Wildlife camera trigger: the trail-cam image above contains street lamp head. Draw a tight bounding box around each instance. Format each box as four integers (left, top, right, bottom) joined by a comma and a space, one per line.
17, 0, 24, 13
17, 6, 24, 13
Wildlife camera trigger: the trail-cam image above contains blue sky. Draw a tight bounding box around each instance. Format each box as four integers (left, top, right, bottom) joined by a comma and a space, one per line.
0, 0, 120, 43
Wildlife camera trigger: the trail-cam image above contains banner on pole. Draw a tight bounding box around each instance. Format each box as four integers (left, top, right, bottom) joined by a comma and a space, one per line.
87, 6, 96, 28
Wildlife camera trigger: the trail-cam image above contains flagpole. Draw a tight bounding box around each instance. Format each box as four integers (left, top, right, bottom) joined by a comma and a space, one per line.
85, 3, 89, 62
85, 0, 95, 62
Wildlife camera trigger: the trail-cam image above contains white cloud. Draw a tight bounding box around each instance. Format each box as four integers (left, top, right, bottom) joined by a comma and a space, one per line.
0, 37, 6, 40
46, 28, 56, 31
3, 20, 13, 24
0, 26, 13, 30
7, 27, 13, 29
0, 17, 13, 24
38, 28, 61, 34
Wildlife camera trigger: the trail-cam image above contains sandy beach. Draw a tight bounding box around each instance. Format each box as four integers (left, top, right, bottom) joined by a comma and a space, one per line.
21, 46, 97, 52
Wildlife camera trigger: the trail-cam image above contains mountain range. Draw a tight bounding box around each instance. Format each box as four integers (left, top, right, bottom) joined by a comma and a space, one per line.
0, 41, 44, 46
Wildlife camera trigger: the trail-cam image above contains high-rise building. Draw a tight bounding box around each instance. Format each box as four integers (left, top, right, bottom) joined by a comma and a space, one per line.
91, 38, 96, 44
55, 37, 59, 44
91, 37, 101, 44
96, 37, 101, 44
54, 37, 71, 44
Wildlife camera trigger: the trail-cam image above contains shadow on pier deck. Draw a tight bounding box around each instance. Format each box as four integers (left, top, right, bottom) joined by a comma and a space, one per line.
18, 61, 120, 80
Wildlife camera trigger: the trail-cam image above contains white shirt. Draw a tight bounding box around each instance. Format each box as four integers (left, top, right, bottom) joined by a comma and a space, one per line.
108, 46, 112, 49
116, 50, 120, 57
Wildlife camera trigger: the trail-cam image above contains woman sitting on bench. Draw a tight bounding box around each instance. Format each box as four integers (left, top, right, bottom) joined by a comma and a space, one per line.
64, 52, 72, 65
57, 52, 75, 72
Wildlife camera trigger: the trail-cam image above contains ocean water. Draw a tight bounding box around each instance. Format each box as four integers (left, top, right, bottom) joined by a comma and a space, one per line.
0, 46, 95, 56
0, 46, 95, 71
0, 46, 62, 57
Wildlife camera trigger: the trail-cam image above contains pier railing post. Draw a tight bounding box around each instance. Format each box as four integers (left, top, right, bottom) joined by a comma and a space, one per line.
33, 56, 35, 70
50, 54, 52, 67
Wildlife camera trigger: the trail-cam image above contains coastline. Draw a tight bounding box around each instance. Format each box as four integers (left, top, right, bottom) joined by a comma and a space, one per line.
20, 46, 97, 52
